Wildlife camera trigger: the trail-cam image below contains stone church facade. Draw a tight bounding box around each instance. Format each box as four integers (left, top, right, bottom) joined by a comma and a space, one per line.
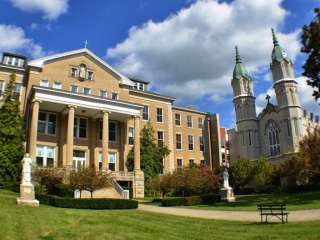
228, 29, 319, 163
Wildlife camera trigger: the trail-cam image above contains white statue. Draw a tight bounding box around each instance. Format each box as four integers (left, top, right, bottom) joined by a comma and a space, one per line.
223, 168, 230, 189
79, 64, 86, 78
22, 154, 32, 184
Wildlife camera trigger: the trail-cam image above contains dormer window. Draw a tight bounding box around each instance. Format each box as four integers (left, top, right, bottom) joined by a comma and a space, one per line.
2, 55, 25, 68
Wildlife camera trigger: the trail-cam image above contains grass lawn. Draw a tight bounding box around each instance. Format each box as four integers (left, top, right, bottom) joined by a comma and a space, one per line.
1, 190, 320, 240
180, 191, 320, 211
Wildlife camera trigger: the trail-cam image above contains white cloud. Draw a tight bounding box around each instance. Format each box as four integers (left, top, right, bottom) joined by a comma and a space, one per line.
107, 0, 300, 102
256, 76, 319, 114
0, 24, 44, 58
10, 0, 69, 20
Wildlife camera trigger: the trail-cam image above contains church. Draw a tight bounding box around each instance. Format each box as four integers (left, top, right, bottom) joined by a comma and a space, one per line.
228, 29, 320, 163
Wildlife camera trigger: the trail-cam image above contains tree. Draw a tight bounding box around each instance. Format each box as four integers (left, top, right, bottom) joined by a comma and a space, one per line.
126, 121, 170, 185
301, 8, 320, 101
70, 168, 111, 198
253, 158, 274, 191
298, 127, 320, 181
0, 73, 24, 183
229, 158, 255, 190
150, 165, 221, 197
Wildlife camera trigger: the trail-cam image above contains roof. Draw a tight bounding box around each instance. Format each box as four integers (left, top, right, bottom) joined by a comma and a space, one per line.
232, 46, 251, 81
2, 52, 28, 60
28, 48, 135, 87
129, 77, 150, 84
271, 29, 290, 63
129, 89, 176, 102
172, 105, 209, 115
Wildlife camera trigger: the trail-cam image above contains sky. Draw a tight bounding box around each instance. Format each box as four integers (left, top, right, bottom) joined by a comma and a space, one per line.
0, 0, 319, 128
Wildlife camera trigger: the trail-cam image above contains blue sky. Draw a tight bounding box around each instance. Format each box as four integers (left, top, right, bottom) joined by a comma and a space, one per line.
0, 0, 319, 128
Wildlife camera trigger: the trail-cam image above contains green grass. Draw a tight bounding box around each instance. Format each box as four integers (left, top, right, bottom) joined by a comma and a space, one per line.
1, 190, 320, 240
180, 191, 320, 211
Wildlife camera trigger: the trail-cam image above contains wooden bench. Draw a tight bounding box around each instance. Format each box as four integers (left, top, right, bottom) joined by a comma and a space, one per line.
257, 203, 288, 223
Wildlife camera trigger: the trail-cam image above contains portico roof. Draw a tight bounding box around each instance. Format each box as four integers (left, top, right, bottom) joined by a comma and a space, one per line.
30, 86, 142, 117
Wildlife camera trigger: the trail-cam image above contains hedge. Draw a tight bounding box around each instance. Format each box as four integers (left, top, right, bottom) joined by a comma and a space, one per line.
161, 194, 220, 207
36, 194, 138, 209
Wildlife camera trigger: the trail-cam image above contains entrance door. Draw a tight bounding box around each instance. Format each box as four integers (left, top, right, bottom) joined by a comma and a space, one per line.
73, 150, 86, 170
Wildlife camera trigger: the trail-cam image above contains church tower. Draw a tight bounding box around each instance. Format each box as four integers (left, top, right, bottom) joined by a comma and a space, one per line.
270, 29, 303, 153
232, 46, 260, 160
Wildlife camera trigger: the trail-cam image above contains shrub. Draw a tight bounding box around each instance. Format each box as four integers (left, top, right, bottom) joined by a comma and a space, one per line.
161, 197, 186, 207
0, 181, 20, 192
229, 158, 255, 191
36, 194, 138, 209
52, 184, 73, 197
152, 165, 221, 197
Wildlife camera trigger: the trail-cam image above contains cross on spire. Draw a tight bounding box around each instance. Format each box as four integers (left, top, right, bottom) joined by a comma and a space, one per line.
84, 40, 88, 49
266, 94, 271, 104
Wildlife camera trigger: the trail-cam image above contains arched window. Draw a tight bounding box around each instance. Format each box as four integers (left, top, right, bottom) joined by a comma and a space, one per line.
266, 121, 280, 157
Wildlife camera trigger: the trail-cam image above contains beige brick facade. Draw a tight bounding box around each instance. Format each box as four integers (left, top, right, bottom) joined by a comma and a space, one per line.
0, 49, 221, 198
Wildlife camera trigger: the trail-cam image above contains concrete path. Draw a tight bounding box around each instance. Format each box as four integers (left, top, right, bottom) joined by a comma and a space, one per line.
138, 204, 320, 222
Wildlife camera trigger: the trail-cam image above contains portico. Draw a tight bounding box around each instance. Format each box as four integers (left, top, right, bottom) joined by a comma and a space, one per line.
26, 86, 144, 197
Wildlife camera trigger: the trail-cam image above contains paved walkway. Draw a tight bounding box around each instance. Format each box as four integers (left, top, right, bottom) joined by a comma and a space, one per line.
138, 204, 320, 222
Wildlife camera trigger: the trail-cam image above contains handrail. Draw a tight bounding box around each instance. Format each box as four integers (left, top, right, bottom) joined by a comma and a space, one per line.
112, 178, 129, 199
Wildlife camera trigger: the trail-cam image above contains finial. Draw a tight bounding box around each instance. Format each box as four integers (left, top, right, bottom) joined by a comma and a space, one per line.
84, 40, 88, 49
271, 28, 279, 46
235, 46, 242, 63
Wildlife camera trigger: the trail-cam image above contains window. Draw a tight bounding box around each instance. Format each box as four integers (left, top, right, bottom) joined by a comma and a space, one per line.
176, 134, 182, 150
187, 116, 193, 128
189, 159, 195, 167
142, 106, 149, 120
108, 152, 117, 171
157, 131, 164, 147
188, 135, 194, 151
73, 150, 86, 170
13, 83, 21, 99
112, 92, 118, 100
70, 85, 78, 93
157, 108, 163, 123
138, 82, 144, 91
36, 145, 55, 167
38, 112, 56, 135
248, 130, 252, 146
99, 121, 117, 142
70, 68, 78, 77
285, 119, 292, 137
128, 127, 134, 145
83, 87, 91, 95
87, 71, 94, 80
198, 118, 204, 128
53, 81, 62, 89
266, 121, 280, 157
175, 113, 181, 126
200, 160, 206, 166
199, 136, 205, 152
0, 80, 5, 97
74, 117, 88, 138
177, 159, 183, 169
40, 80, 49, 87
100, 90, 107, 98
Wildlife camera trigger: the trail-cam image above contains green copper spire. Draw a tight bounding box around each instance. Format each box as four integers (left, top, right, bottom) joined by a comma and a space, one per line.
271, 28, 289, 62
233, 46, 251, 80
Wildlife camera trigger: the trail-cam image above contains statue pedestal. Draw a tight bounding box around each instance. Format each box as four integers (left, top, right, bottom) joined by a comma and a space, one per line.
220, 187, 235, 203
17, 183, 39, 207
